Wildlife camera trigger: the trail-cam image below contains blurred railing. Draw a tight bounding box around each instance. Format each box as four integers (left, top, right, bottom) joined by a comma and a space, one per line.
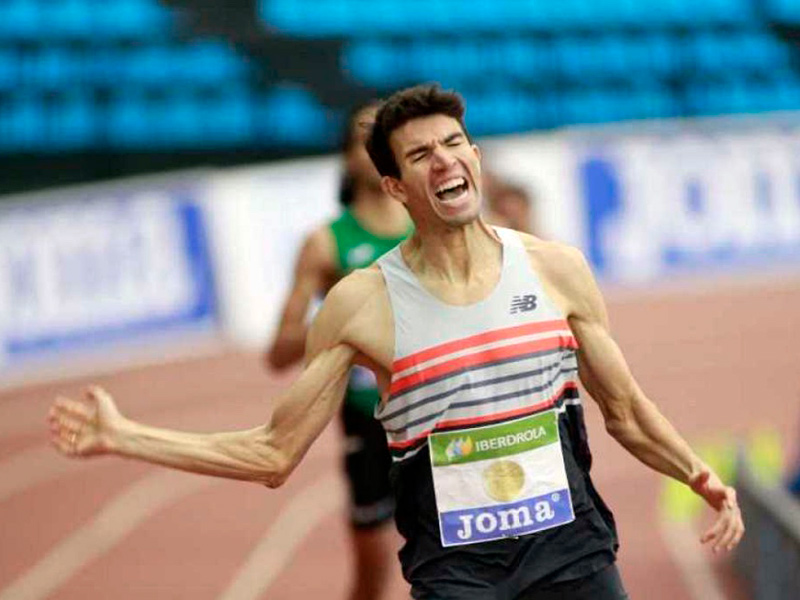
735, 454, 800, 600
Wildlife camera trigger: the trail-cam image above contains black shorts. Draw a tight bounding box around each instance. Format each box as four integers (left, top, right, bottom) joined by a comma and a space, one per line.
340, 402, 394, 529
516, 563, 629, 600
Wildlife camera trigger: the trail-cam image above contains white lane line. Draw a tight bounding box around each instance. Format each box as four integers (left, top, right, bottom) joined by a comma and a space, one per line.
0, 470, 217, 600
659, 518, 728, 600
217, 473, 345, 600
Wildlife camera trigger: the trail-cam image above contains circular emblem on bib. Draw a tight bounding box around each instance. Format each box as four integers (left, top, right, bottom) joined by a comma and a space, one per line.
482, 460, 525, 502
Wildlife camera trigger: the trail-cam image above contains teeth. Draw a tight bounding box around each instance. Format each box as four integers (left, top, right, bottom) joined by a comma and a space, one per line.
435, 177, 466, 194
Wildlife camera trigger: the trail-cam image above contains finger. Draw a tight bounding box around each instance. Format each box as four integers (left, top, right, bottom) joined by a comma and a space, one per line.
727, 521, 745, 551
52, 397, 92, 423
710, 501, 742, 552
713, 515, 738, 552
700, 516, 725, 546
87, 385, 112, 405
57, 396, 94, 420
52, 410, 88, 432
50, 433, 78, 457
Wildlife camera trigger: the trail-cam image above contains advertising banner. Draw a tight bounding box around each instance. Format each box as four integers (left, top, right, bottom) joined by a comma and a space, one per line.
572, 122, 800, 281
0, 173, 217, 372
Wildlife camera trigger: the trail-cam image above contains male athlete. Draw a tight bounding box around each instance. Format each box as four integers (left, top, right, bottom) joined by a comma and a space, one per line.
265, 102, 412, 600
49, 85, 744, 599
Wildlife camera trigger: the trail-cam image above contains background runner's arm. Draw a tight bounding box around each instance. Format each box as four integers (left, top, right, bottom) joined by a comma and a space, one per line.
266, 228, 335, 370
51, 294, 355, 488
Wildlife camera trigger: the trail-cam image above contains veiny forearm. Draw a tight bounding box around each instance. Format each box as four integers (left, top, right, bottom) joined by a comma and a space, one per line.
111, 420, 288, 487
605, 393, 704, 485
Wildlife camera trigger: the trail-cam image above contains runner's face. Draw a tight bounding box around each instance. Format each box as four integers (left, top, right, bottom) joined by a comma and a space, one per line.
385, 115, 482, 227
346, 107, 382, 191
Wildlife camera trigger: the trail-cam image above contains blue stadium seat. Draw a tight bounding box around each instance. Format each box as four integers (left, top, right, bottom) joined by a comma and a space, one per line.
684, 78, 786, 116
501, 38, 555, 82
0, 49, 18, 92
560, 84, 675, 126
124, 45, 175, 86
762, 0, 800, 25
48, 90, 94, 150
157, 92, 204, 147
45, 0, 93, 39
734, 32, 792, 73
0, 0, 41, 40
80, 48, 121, 87
692, 0, 752, 25
107, 91, 151, 147
92, 0, 172, 40
619, 33, 678, 79
686, 31, 792, 78
466, 88, 552, 135
256, 85, 329, 146
555, 36, 631, 84
21, 47, 77, 90
686, 32, 729, 76
201, 87, 253, 145
7, 94, 46, 150
180, 40, 249, 86
341, 40, 400, 87
626, 85, 677, 119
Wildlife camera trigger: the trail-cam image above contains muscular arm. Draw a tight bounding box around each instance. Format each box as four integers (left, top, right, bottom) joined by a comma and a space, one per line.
535, 242, 743, 550
49, 275, 373, 488
266, 226, 337, 370
566, 257, 703, 483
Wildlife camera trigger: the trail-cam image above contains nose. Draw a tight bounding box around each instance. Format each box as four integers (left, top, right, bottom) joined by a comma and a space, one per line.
430, 144, 456, 170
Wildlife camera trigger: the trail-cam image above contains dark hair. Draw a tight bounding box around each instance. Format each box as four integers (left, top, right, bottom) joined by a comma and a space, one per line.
366, 84, 469, 179
338, 172, 355, 207
340, 100, 381, 154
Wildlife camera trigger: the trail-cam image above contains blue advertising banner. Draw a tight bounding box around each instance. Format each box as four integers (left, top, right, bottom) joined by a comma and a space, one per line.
0, 179, 217, 369
574, 128, 800, 281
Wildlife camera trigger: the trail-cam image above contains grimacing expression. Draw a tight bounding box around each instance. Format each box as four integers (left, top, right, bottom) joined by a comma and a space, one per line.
384, 114, 482, 227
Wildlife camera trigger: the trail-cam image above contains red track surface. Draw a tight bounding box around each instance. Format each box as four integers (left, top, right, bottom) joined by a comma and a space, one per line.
2, 275, 798, 600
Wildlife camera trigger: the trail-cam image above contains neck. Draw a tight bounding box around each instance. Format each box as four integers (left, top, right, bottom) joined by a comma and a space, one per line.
350, 186, 410, 237
404, 218, 500, 284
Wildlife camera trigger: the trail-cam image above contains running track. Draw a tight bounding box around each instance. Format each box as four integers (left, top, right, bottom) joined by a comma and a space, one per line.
2, 274, 799, 600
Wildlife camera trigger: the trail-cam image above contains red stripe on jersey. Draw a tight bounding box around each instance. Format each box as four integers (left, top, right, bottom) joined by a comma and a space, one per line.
387, 381, 578, 451
389, 334, 577, 397
392, 319, 570, 373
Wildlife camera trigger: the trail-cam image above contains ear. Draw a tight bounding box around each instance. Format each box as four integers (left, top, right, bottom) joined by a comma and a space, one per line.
472, 143, 482, 170
381, 176, 407, 204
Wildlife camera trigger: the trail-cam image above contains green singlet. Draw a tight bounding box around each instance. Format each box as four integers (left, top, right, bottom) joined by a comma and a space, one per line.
329, 208, 412, 416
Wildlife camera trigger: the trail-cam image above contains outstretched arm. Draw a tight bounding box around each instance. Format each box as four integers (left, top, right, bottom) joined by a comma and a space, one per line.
48, 283, 358, 488
551, 245, 744, 552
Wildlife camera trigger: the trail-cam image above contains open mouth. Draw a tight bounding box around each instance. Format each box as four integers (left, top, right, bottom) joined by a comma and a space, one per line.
434, 176, 469, 202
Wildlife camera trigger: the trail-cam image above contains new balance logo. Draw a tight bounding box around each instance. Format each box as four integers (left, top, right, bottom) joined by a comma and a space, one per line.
510, 294, 538, 314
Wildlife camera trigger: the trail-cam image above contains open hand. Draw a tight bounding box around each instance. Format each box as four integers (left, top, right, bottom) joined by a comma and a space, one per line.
47, 386, 125, 458
689, 468, 745, 553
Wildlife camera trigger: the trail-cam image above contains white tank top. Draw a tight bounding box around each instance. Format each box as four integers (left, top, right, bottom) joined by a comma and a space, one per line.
376, 227, 582, 462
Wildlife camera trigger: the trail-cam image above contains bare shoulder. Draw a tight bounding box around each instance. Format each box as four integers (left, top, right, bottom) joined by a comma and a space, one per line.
516, 232, 599, 319
298, 224, 336, 271
325, 265, 388, 312
306, 265, 392, 362
518, 233, 590, 283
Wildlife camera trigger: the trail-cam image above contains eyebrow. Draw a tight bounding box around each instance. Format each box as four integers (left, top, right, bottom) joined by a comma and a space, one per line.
404, 131, 465, 159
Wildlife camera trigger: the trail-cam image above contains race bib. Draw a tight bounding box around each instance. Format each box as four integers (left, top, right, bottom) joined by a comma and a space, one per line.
429, 410, 575, 547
